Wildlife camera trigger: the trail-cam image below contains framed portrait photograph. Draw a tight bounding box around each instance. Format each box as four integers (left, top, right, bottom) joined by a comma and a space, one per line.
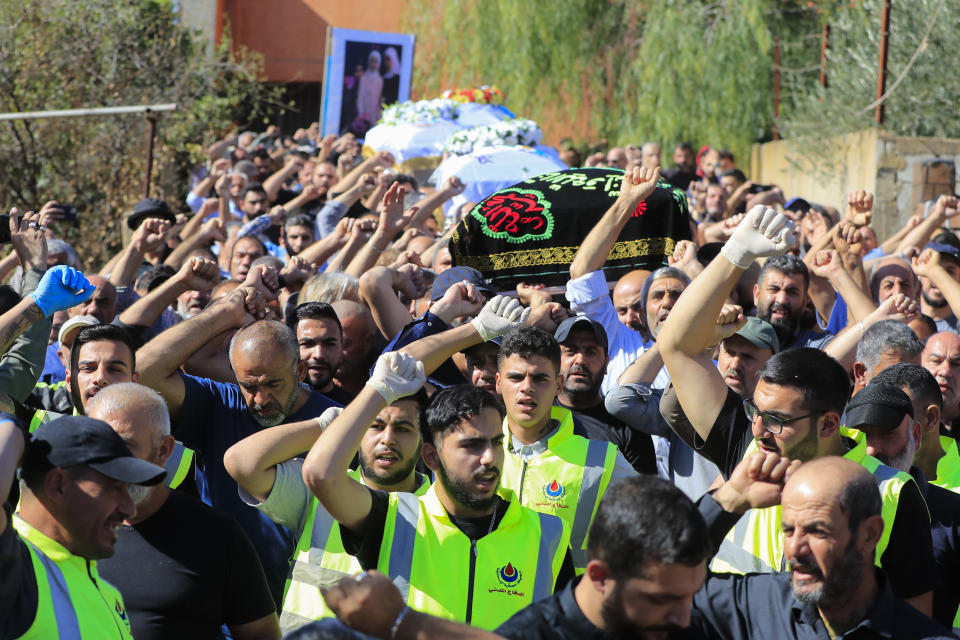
320, 27, 415, 138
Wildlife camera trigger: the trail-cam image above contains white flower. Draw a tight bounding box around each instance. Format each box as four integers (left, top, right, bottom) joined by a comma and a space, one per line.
442, 118, 543, 155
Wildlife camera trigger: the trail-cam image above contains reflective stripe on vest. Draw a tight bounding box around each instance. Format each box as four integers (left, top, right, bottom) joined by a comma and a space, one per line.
279, 468, 430, 632
500, 406, 616, 571
389, 492, 420, 602
711, 434, 914, 575
32, 408, 194, 491
163, 442, 193, 490
569, 439, 608, 568
379, 486, 569, 630
22, 540, 81, 640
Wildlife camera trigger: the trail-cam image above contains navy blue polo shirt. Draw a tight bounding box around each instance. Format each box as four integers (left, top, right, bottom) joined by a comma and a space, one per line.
174, 374, 340, 608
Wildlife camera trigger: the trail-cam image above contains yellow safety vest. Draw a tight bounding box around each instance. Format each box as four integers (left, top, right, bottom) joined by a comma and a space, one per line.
711, 429, 918, 575
29, 408, 194, 490
12, 515, 134, 639
500, 405, 622, 570
933, 435, 960, 493
378, 485, 568, 630
279, 468, 430, 632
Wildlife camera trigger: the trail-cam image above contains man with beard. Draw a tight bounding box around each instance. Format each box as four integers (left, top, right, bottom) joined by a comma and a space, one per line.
293, 302, 352, 405
658, 205, 936, 614
224, 389, 430, 633
137, 285, 340, 608
303, 352, 572, 630
754, 254, 834, 350
845, 375, 960, 630
922, 332, 960, 428
912, 244, 960, 333
685, 457, 952, 639
553, 315, 656, 475
566, 165, 671, 393
869, 363, 960, 493
91, 384, 280, 640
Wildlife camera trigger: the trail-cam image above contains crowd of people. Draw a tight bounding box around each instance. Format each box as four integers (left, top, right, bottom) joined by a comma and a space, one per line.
1, 122, 960, 640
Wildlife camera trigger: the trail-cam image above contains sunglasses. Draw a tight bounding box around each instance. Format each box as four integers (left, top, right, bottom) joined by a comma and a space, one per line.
742, 398, 823, 435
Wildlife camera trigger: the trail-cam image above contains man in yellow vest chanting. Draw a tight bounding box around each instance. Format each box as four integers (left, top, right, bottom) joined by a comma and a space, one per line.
225, 388, 432, 632
303, 349, 572, 631
0, 414, 166, 639
657, 203, 938, 615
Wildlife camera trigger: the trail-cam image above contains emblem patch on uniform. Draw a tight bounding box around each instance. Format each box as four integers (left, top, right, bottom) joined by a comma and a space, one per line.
115, 599, 128, 622
496, 562, 522, 587
541, 479, 566, 502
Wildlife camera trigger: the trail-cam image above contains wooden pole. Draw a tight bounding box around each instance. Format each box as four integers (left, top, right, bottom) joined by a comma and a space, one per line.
876, 0, 891, 125
820, 24, 830, 89
773, 39, 781, 140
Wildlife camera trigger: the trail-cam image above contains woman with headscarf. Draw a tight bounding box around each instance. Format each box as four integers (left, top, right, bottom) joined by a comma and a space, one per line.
356, 49, 384, 126
381, 47, 401, 106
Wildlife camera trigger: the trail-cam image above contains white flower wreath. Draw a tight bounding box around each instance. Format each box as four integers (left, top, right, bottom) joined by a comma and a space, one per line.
443, 119, 543, 155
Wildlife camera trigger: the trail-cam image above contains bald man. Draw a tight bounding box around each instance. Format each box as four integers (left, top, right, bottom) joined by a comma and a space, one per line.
137, 285, 340, 608
91, 383, 281, 640
331, 299, 379, 396
687, 456, 952, 638
640, 142, 661, 170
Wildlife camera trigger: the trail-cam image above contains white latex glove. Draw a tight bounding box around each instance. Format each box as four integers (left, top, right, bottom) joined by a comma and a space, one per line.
720, 204, 796, 269
470, 295, 531, 342
314, 406, 343, 432
366, 351, 426, 405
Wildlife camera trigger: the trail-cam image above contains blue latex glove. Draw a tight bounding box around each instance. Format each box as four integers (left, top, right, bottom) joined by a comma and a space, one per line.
29, 265, 95, 317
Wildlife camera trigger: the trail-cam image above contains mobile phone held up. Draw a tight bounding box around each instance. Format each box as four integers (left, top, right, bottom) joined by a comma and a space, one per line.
0, 215, 8, 243
49, 204, 78, 222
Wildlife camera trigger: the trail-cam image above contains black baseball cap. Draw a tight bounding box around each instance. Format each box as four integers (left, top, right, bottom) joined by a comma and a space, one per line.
554, 315, 608, 352
27, 416, 166, 485
845, 383, 913, 431
127, 198, 176, 230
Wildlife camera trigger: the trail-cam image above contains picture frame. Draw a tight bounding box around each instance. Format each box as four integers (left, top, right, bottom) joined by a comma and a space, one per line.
320, 27, 415, 138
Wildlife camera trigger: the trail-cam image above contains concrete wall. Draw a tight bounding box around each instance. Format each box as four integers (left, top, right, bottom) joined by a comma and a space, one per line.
751, 129, 960, 240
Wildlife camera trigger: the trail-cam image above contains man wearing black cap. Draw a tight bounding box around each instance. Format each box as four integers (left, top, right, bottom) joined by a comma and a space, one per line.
847, 377, 960, 631
0, 414, 165, 638
553, 315, 656, 475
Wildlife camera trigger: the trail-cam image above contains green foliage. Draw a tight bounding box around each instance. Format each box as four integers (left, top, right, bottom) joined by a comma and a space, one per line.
405, 0, 776, 161
778, 0, 960, 143
0, 0, 281, 266
407, 0, 960, 167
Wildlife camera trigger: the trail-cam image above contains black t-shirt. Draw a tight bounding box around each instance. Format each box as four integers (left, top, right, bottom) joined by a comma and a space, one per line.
557, 399, 657, 475
914, 469, 960, 629
323, 384, 356, 407
0, 503, 39, 639
495, 577, 605, 640
96, 490, 276, 640
660, 384, 938, 600
341, 488, 575, 589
